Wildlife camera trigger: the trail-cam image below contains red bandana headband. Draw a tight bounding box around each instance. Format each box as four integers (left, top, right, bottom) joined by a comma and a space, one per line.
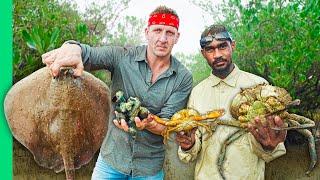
148, 13, 179, 30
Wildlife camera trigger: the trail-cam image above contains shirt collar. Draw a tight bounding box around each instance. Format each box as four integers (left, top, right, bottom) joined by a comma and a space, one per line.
134, 45, 177, 75
209, 64, 240, 87
134, 45, 148, 62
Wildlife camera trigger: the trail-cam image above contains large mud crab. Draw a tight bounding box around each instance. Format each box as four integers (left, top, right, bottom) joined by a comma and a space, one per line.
152, 108, 225, 142
112, 91, 149, 137
216, 84, 316, 179
4, 67, 110, 180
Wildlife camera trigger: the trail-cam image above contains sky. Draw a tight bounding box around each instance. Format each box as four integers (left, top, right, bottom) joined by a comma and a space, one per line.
74, 0, 217, 54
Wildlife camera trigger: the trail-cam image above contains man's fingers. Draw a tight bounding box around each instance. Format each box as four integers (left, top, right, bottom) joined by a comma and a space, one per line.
255, 117, 269, 136
148, 114, 156, 122
267, 115, 276, 127
176, 134, 194, 150
274, 116, 284, 127
175, 135, 184, 142
50, 62, 62, 77
113, 119, 122, 129
191, 127, 197, 134
120, 119, 129, 132
274, 116, 287, 141
176, 135, 192, 144
248, 122, 267, 141
254, 116, 264, 127
266, 116, 277, 139
177, 131, 185, 136
145, 114, 154, 123
278, 129, 287, 141
135, 117, 144, 130
59, 58, 84, 77
269, 116, 286, 140
181, 140, 193, 145
113, 119, 129, 132
42, 55, 57, 67
41, 51, 51, 60
185, 128, 197, 139
42, 43, 84, 77
247, 123, 259, 138
73, 62, 84, 77
42, 49, 57, 64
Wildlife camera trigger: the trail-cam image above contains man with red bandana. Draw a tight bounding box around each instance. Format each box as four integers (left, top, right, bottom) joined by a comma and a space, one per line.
42, 6, 192, 180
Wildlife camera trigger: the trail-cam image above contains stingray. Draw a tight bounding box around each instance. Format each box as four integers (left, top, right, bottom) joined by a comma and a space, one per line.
4, 67, 110, 180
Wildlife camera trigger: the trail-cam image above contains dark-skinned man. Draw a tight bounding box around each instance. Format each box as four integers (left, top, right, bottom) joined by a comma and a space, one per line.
176, 24, 287, 180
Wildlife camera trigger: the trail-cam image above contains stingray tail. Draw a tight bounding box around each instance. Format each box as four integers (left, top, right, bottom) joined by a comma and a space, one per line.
63, 154, 75, 180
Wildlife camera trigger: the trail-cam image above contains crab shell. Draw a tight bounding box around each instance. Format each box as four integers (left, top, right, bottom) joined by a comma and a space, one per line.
171, 108, 200, 122
230, 84, 293, 121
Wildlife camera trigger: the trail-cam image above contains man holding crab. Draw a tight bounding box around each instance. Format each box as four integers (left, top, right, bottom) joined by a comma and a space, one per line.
176, 24, 287, 180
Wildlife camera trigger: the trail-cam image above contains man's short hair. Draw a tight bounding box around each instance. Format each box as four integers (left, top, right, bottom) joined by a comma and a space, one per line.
201, 24, 229, 39
150, 5, 179, 19
200, 24, 233, 48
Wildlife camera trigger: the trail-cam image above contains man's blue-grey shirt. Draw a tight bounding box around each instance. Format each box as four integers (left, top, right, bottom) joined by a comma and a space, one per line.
80, 44, 193, 176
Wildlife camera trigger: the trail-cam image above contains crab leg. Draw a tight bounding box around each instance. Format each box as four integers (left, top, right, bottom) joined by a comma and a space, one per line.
265, 99, 301, 116
197, 122, 213, 140
217, 130, 246, 180
152, 114, 169, 125
193, 109, 225, 121
203, 119, 245, 128
153, 109, 225, 126
272, 114, 315, 130
287, 119, 317, 175
161, 127, 172, 144
289, 114, 315, 126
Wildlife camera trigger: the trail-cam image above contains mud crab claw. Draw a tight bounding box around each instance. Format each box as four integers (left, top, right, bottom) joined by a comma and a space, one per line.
271, 124, 315, 131
289, 99, 300, 106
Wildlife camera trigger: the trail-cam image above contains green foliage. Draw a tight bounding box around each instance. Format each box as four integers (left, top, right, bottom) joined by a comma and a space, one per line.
21, 27, 60, 54
189, 54, 211, 86
80, 0, 144, 82
14, 0, 144, 84
108, 16, 145, 46
175, 52, 211, 86
81, 0, 144, 46
13, 0, 91, 82
75, 23, 89, 40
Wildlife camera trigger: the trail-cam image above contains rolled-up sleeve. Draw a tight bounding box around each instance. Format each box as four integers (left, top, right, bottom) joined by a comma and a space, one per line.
80, 44, 126, 73
248, 133, 286, 163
